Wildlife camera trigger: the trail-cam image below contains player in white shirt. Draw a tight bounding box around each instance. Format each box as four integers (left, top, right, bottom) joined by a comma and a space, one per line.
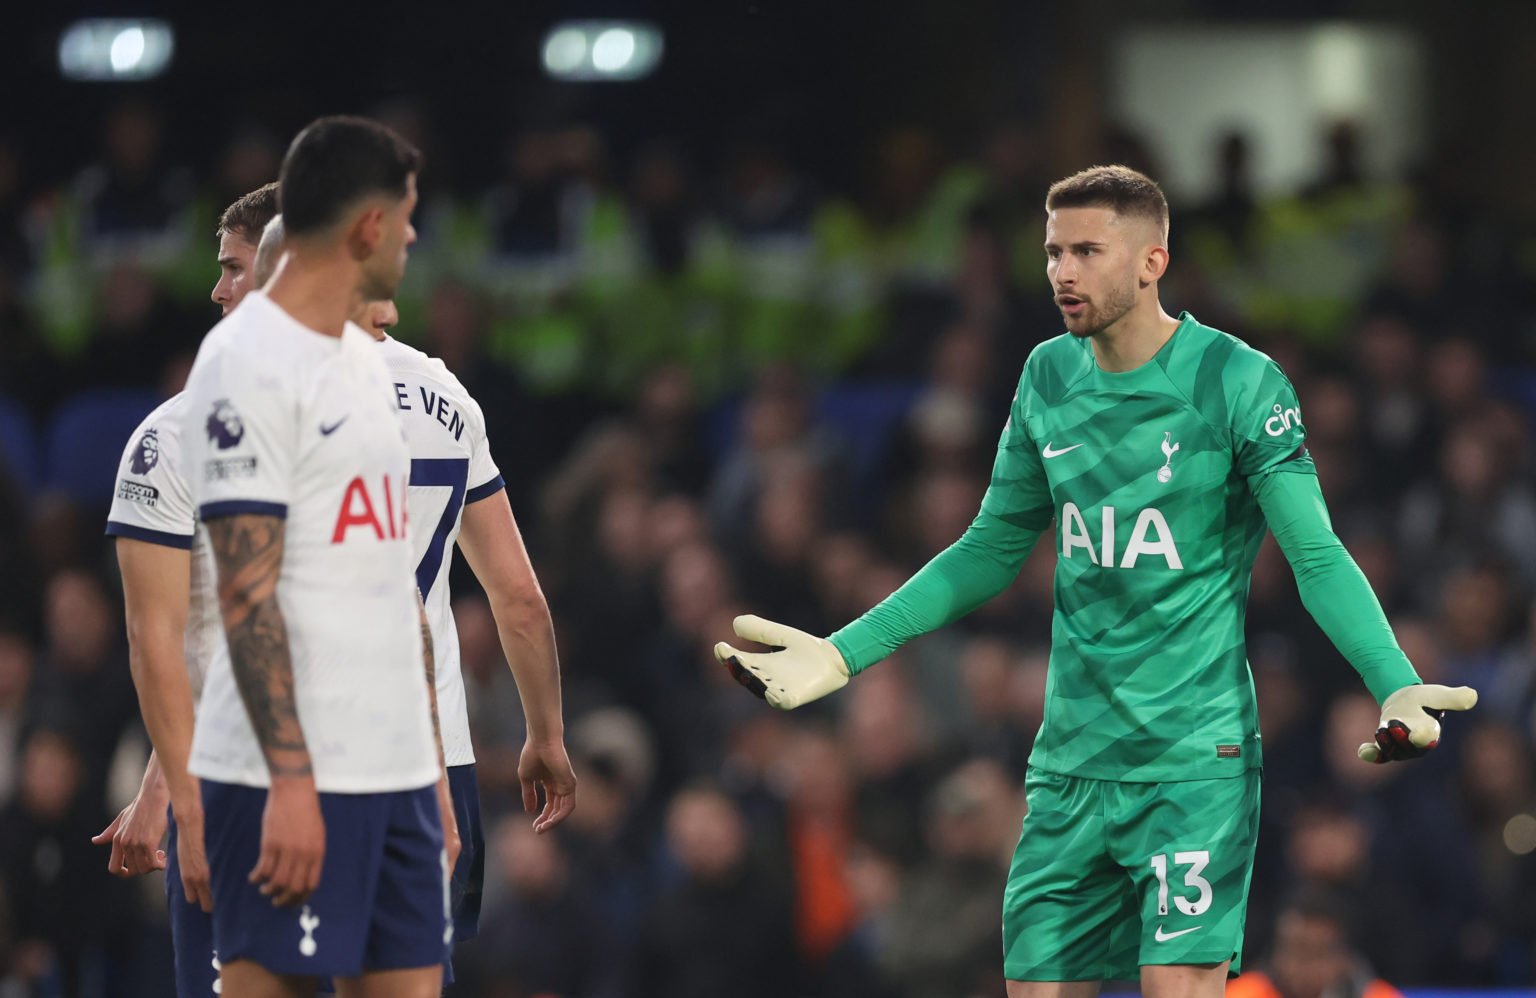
182, 116, 451, 998
97, 181, 279, 998
254, 218, 577, 964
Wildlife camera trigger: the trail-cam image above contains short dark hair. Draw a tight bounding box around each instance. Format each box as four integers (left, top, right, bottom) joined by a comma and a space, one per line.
1045, 164, 1169, 243
216, 182, 279, 243
278, 116, 421, 237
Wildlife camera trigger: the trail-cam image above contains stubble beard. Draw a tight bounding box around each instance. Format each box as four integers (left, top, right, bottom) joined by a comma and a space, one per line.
1067, 279, 1138, 339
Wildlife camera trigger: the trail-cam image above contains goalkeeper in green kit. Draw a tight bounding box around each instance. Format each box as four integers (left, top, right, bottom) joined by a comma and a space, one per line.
715, 165, 1477, 998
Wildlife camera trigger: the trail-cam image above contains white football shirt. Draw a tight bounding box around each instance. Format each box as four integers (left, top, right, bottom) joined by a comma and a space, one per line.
105, 393, 221, 700
377, 335, 504, 768
181, 293, 438, 793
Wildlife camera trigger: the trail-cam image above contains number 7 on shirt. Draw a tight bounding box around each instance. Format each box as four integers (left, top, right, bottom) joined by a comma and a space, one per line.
409, 458, 468, 598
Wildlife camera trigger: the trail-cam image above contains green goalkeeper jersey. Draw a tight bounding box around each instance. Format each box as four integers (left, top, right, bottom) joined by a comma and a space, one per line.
830, 311, 1419, 782
994, 313, 1318, 780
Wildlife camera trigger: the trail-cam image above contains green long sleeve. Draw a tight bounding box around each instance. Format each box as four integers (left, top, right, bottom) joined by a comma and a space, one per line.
830, 366, 1054, 673
1252, 469, 1420, 703
828, 509, 1044, 673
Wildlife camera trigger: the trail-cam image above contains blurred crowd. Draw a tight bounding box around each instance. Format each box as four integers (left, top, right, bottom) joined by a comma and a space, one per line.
3, 97, 1536, 997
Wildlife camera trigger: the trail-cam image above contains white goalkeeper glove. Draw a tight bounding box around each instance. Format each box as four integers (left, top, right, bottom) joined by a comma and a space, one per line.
1357, 683, 1478, 763
714, 615, 850, 710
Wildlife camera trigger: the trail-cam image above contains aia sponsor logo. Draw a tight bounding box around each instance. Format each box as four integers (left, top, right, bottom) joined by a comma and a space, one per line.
331, 474, 408, 543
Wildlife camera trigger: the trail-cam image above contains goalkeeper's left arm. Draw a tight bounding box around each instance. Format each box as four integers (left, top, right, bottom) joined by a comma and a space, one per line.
1253, 469, 1477, 762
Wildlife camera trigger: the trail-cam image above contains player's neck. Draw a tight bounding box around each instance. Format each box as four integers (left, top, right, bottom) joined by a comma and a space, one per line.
263, 251, 361, 339
1090, 303, 1181, 373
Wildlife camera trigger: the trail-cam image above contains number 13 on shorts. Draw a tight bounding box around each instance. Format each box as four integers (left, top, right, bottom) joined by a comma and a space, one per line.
1149, 851, 1213, 917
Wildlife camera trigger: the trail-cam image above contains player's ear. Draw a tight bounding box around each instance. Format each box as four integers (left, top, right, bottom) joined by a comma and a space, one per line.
346, 206, 386, 262
1142, 244, 1170, 286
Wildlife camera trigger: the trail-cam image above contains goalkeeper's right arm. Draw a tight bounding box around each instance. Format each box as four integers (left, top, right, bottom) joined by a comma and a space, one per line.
714, 506, 1043, 710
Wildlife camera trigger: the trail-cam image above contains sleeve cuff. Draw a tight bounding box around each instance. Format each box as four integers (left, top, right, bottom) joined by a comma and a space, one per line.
200, 500, 288, 520
105, 521, 195, 550
465, 475, 506, 505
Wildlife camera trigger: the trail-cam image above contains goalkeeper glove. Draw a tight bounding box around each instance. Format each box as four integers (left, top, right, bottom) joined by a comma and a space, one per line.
714, 615, 850, 710
1357, 683, 1478, 763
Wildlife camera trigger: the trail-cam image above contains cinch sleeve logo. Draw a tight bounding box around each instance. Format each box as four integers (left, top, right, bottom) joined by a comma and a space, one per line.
1263, 403, 1302, 437
205, 400, 245, 449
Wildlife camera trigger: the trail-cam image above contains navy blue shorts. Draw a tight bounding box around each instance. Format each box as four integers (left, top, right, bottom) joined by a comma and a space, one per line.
447, 764, 483, 944
166, 810, 219, 997
202, 779, 450, 981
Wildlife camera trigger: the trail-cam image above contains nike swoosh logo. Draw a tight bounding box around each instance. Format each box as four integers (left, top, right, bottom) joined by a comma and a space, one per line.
1154, 925, 1202, 942
319, 417, 349, 436
1041, 442, 1084, 458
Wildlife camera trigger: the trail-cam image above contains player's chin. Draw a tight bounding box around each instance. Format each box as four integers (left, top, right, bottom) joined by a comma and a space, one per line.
1062, 314, 1095, 337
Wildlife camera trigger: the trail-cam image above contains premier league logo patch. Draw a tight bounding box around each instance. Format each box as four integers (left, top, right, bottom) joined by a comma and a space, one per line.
206, 400, 245, 450
130, 427, 160, 474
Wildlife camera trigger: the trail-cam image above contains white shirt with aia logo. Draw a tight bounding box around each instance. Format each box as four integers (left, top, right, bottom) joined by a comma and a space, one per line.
181, 292, 437, 793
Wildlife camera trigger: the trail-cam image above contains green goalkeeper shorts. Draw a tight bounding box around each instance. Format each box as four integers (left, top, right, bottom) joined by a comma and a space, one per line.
1002, 767, 1261, 983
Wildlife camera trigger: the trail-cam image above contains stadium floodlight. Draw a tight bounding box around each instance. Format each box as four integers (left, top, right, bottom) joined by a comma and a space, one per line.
59, 19, 174, 81
541, 21, 662, 81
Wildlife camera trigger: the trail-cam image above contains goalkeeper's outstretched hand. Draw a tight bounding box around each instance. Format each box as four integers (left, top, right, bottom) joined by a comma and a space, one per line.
714, 614, 850, 710
1358, 683, 1478, 763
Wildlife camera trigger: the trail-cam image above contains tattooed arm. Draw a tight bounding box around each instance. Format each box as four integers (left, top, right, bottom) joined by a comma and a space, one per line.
419, 591, 461, 873
206, 512, 323, 907
206, 514, 311, 777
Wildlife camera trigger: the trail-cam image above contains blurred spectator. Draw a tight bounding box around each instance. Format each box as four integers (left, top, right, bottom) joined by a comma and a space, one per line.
881, 322, 996, 498
878, 759, 1019, 998
948, 636, 1036, 777
486, 128, 575, 261
777, 726, 859, 966
633, 784, 799, 998
559, 735, 658, 962
818, 838, 905, 998
69, 262, 195, 390
843, 667, 941, 864
1190, 130, 1260, 257
0, 727, 140, 996
709, 364, 847, 538
0, 264, 59, 422
633, 366, 712, 497
210, 128, 281, 217
729, 453, 827, 627
1430, 563, 1522, 698
1360, 219, 1456, 335
71, 100, 195, 267
1424, 338, 1490, 427
1456, 721, 1536, 982
1275, 801, 1423, 983
0, 480, 40, 629
455, 818, 618, 998
0, 138, 34, 278
1228, 886, 1405, 998
722, 135, 818, 244
631, 142, 699, 277
1351, 315, 1431, 499
27, 569, 139, 812
1306, 694, 1483, 981
1301, 120, 1369, 203
1398, 425, 1536, 592
0, 628, 34, 802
